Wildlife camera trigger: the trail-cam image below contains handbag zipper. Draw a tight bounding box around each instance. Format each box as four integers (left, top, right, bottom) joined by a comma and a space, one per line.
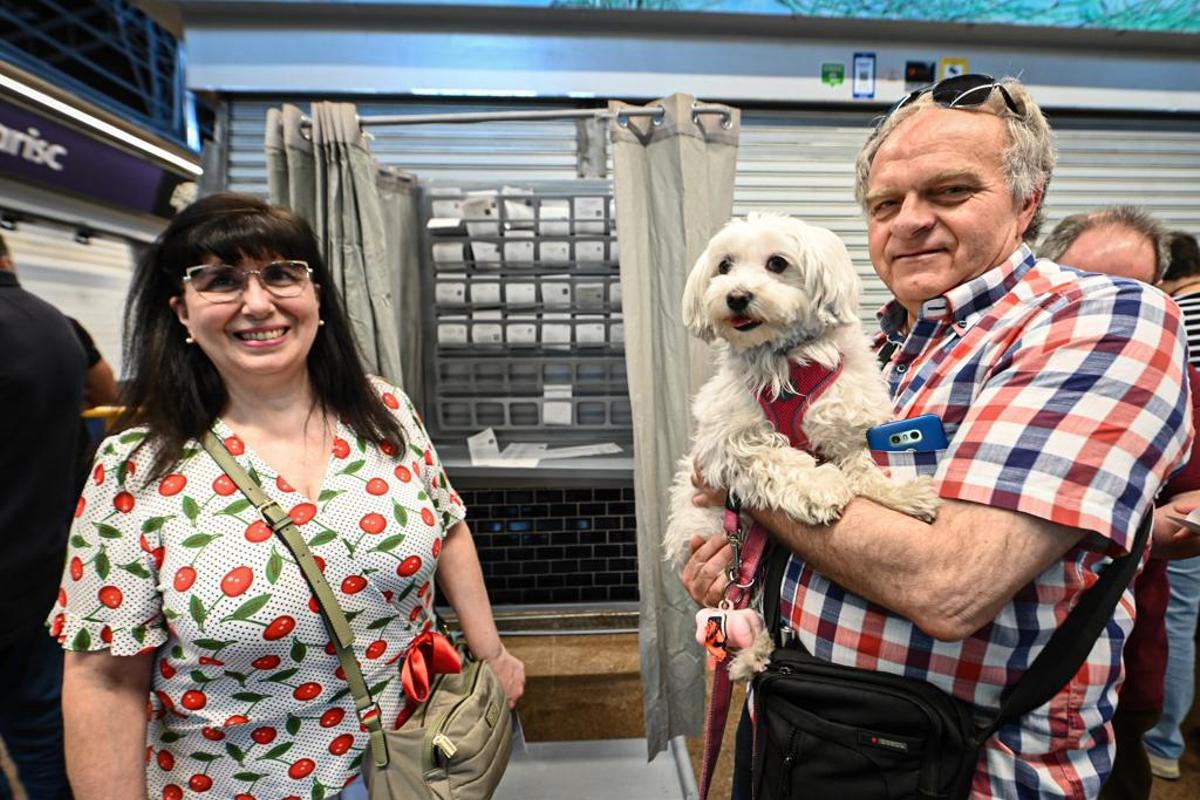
424, 658, 484, 769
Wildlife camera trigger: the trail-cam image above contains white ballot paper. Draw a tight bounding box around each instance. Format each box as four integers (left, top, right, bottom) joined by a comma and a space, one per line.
543, 384, 574, 426
540, 241, 570, 262
575, 197, 607, 234
435, 282, 466, 306
1168, 508, 1200, 534
471, 283, 501, 305
538, 200, 571, 236
467, 428, 541, 468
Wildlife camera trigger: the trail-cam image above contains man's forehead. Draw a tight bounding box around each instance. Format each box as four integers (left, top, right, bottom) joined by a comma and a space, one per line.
873, 108, 1007, 163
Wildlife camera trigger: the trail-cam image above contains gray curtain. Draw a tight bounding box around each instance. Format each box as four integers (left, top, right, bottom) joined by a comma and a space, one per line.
610, 94, 740, 758
264, 102, 403, 386
376, 167, 425, 407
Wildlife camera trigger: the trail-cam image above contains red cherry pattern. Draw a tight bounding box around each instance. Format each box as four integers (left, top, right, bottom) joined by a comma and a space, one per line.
173, 566, 196, 592
359, 513, 386, 534
319, 707, 345, 728
263, 615, 296, 641
220, 566, 254, 597
244, 521, 272, 543
114, 491, 135, 513
181, 690, 207, 711
289, 503, 317, 525
98, 586, 123, 609
212, 474, 237, 496
57, 385, 459, 797
251, 726, 276, 744
292, 682, 323, 701
252, 654, 281, 670
158, 474, 187, 496
341, 575, 367, 594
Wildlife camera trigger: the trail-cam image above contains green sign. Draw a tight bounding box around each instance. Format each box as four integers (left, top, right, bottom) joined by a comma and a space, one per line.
822, 63, 845, 87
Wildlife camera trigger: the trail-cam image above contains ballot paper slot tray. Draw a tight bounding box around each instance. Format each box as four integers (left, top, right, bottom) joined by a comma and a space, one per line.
421, 179, 630, 440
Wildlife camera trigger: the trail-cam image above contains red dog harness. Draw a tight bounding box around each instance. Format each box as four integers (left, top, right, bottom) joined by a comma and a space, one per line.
756, 358, 845, 454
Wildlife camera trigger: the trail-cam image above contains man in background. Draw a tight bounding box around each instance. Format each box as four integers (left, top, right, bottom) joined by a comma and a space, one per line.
1040, 207, 1200, 798
1144, 231, 1200, 781
0, 232, 85, 800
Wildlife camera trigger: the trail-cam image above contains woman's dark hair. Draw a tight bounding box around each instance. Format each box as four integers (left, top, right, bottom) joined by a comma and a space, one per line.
118, 192, 405, 479
1163, 231, 1200, 283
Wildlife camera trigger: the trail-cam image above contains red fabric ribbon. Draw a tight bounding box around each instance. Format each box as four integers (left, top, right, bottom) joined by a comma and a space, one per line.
400, 631, 462, 703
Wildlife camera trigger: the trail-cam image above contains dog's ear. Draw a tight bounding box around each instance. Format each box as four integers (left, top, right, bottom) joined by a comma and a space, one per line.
777, 217, 864, 326
681, 239, 718, 342
790, 222, 861, 327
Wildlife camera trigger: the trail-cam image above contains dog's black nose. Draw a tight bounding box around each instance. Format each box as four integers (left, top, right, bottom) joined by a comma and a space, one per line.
726, 291, 752, 313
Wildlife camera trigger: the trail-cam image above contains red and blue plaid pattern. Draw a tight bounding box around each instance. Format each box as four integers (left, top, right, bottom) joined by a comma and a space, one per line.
778, 244, 1193, 798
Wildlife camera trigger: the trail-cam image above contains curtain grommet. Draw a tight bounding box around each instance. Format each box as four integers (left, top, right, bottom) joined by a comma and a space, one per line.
651, 105, 665, 127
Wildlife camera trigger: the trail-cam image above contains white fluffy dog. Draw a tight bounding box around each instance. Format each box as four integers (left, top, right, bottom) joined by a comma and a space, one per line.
666, 214, 940, 674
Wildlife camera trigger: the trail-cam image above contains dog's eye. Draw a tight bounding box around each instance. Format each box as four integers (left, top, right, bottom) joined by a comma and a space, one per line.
766, 255, 789, 273
717, 258, 733, 275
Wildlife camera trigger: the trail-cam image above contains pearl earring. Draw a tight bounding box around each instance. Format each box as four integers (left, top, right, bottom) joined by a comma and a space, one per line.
185, 332, 194, 344
318, 319, 325, 327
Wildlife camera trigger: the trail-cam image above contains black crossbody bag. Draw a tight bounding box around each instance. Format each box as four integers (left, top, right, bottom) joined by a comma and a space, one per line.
752, 514, 1150, 800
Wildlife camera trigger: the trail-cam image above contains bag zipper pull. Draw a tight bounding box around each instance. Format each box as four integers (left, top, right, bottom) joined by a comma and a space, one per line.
433, 733, 458, 760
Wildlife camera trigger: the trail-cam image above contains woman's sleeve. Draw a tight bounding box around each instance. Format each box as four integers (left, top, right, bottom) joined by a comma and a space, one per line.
49, 435, 168, 656
373, 378, 468, 530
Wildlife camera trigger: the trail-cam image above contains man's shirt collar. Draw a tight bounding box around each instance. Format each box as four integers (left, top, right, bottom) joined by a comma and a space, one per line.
876, 244, 1037, 339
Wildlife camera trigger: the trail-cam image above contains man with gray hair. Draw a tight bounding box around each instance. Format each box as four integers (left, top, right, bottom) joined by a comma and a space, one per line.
683, 76, 1196, 797
1039, 206, 1169, 284
1039, 207, 1200, 799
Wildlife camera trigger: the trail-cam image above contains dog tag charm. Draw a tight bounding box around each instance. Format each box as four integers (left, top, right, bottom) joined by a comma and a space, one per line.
696, 608, 729, 665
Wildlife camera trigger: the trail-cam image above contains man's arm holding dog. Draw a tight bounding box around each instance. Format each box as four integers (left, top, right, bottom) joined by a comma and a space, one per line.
682, 494, 1084, 642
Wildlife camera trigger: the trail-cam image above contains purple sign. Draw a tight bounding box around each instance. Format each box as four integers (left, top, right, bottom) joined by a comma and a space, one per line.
0, 96, 189, 217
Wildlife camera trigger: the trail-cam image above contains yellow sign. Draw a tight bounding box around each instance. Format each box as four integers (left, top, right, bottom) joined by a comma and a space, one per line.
939, 57, 970, 80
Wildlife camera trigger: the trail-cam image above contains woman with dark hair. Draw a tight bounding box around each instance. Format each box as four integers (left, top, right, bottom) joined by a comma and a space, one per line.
50, 193, 523, 799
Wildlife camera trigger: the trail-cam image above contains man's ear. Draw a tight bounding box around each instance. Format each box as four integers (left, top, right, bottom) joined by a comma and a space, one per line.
1017, 188, 1043, 239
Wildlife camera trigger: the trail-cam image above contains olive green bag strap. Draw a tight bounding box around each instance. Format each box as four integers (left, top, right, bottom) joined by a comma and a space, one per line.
200, 431, 390, 768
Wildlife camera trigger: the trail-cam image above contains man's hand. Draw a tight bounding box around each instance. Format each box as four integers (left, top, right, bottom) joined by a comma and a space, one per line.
1152, 496, 1200, 560
680, 534, 734, 607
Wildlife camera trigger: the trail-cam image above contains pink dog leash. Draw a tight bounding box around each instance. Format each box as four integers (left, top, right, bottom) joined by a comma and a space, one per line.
699, 497, 768, 800
698, 357, 843, 800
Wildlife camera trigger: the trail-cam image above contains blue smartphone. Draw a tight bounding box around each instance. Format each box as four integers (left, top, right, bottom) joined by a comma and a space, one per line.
866, 414, 949, 452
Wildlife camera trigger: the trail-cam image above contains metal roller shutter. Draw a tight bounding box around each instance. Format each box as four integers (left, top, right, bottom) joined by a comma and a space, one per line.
226, 98, 583, 196
4, 218, 134, 376
225, 99, 1200, 324
735, 110, 1200, 326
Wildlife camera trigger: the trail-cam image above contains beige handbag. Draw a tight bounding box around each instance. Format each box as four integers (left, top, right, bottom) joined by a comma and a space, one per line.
203, 433, 513, 799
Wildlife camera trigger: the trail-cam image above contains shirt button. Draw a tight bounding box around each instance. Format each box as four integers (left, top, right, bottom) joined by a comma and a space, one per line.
895, 363, 908, 373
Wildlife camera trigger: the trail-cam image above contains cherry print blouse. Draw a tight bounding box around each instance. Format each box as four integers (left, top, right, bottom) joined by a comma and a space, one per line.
49, 380, 465, 800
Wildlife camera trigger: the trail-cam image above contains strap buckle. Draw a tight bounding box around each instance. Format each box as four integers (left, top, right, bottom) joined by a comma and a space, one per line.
356, 697, 383, 729
258, 501, 291, 532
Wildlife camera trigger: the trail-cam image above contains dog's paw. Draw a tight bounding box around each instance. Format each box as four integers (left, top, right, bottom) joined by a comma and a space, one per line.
788, 463, 854, 525
898, 475, 942, 522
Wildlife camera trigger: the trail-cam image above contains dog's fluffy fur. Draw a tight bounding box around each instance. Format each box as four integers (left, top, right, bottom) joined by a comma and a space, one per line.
667, 214, 941, 676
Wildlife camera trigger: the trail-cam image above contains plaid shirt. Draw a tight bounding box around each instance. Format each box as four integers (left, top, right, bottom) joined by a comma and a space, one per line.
778, 244, 1192, 798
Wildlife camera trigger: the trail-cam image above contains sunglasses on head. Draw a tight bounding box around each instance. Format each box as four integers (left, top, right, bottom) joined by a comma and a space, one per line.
884, 73, 1024, 124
